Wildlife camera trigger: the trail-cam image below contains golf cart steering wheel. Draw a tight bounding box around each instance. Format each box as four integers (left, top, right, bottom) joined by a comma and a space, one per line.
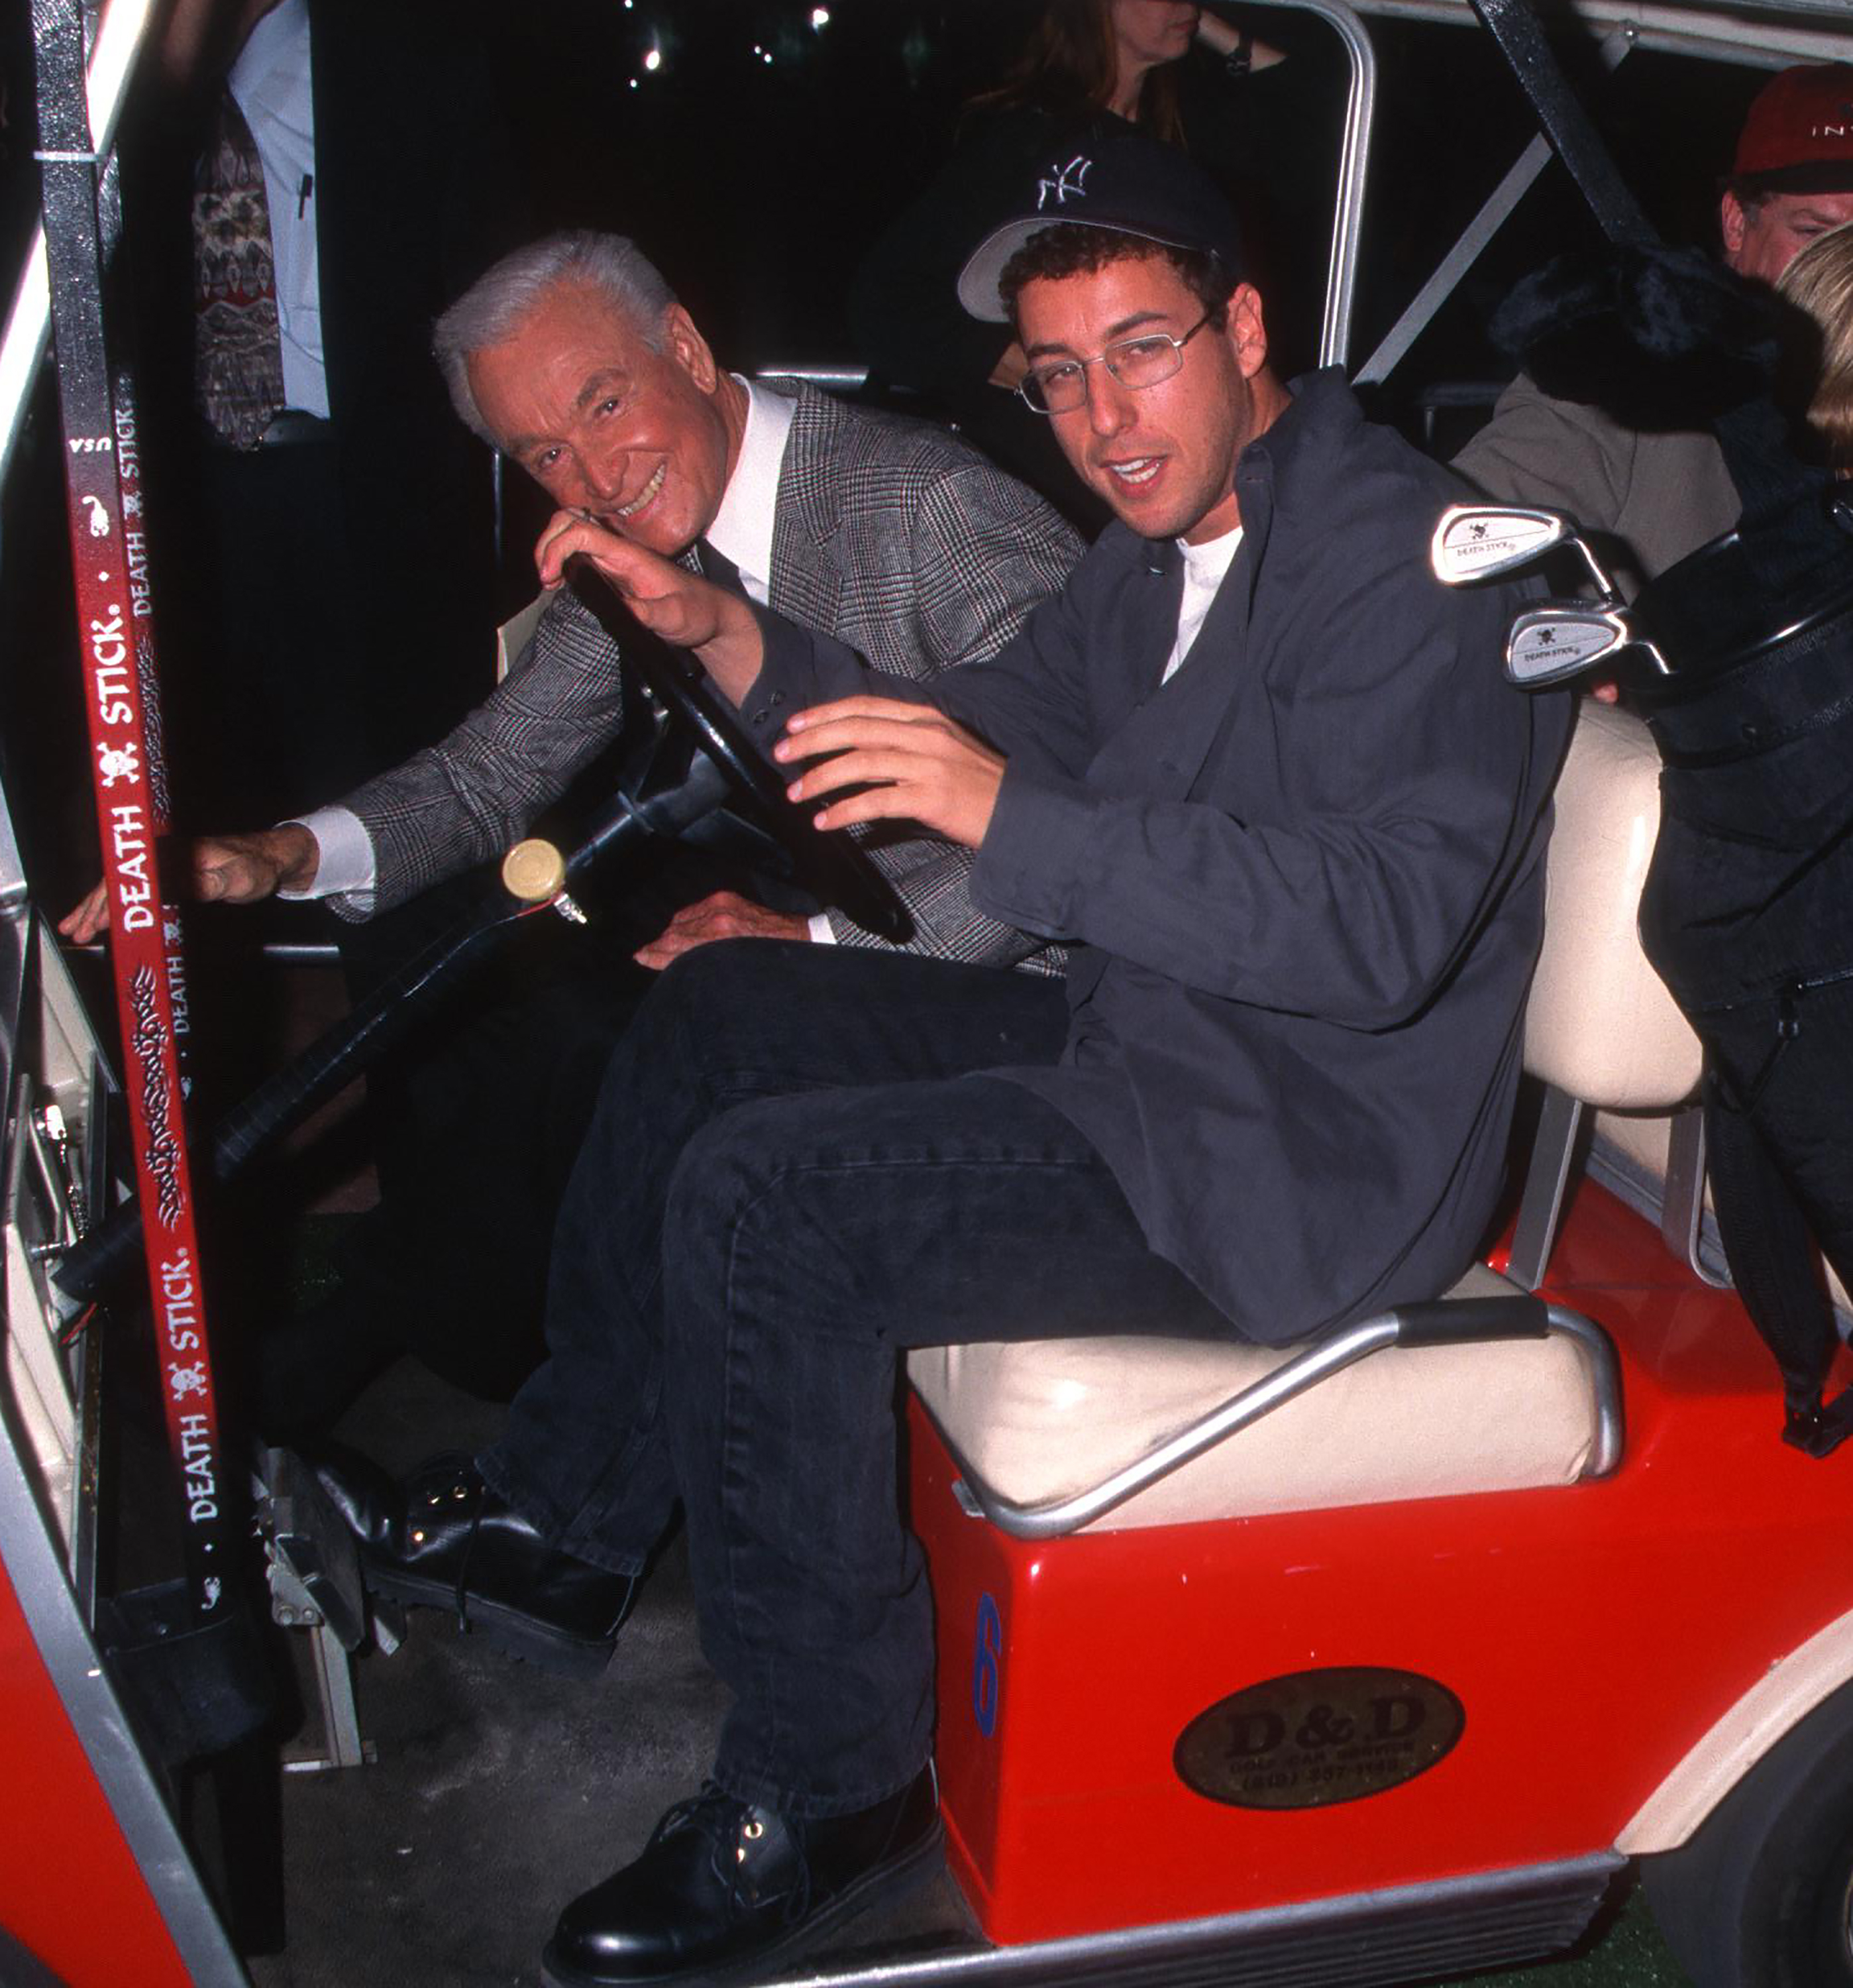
54, 571, 914, 1307
566, 564, 912, 944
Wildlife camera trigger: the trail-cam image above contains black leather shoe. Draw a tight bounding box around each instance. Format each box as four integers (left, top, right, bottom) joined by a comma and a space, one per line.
541, 1768, 942, 1987
308, 1448, 635, 1677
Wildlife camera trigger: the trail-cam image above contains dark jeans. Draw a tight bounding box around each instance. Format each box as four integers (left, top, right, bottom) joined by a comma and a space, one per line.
304, 845, 754, 1402
479, 941, 1235, 1815
325, 876, 653, 1398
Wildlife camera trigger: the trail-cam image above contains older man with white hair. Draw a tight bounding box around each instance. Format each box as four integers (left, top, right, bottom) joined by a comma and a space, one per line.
68, 229, 1080, 1412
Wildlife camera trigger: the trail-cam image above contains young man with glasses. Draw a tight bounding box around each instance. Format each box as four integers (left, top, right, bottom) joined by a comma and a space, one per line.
321, 131, 1571, 1988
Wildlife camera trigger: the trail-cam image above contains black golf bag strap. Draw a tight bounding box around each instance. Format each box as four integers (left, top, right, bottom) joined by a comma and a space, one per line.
1466, 0, 1658, 252
1705, 1049, 1853, 1461
1468, 0, 1853, 1458
1712, 401, 1842, 600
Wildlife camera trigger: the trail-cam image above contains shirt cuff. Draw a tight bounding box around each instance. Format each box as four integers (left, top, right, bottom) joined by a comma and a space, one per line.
278, 806, 374, 901
807, 912, 835, 945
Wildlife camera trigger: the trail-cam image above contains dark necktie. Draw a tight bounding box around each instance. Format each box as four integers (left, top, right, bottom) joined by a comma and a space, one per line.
193, 88, 286, 449
696, 538, 749, 600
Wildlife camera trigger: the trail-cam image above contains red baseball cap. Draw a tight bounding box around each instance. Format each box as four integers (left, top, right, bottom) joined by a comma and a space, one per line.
1732, 64, 1853, 192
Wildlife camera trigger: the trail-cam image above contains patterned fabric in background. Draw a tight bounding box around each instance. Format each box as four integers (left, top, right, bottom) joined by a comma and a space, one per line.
193, 90, 286, 449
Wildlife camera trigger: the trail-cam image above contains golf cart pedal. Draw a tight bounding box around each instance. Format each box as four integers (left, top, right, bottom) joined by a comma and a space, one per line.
260, 1445, 370, 1653
259, 1447, 399, 1773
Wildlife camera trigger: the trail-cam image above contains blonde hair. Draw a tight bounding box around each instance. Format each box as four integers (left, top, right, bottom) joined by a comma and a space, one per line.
1777, 225, 1853, 467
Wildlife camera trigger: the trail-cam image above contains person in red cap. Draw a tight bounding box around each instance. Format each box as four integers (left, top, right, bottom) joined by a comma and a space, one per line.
1457, 62, 1853, 594
1723, 62, 1853, 282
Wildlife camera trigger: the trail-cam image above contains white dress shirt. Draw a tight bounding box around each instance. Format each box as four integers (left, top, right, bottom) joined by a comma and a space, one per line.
229, 0, 327, 417
704, 377, 793, 606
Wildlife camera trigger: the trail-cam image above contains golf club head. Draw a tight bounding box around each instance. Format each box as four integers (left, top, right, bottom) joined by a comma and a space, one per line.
1431, 504, 1573, 586
1506, 601, 1635, 686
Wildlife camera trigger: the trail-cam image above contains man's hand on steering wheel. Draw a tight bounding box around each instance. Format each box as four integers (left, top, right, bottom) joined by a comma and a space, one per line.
633, 889, 811, 971
775, 697, 1006, 851
535, 512, 765, 702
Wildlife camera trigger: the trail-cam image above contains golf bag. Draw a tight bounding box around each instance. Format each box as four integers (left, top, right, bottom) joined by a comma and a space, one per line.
1630, 495, 1853, 1456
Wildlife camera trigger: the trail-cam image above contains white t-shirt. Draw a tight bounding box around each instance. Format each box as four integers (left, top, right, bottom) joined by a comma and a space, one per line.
1162, 525, 1244, 684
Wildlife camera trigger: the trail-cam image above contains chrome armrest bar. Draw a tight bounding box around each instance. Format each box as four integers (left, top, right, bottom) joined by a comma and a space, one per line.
1346, 0, 1851, 71
754, 366, 870, 391
1244, 0, 1376, 370
943, 1299, 1623, 1541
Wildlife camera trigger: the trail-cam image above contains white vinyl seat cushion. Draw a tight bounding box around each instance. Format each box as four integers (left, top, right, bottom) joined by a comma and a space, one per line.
1523, 700, 1701, 1109
908, 1266, 1603, 1533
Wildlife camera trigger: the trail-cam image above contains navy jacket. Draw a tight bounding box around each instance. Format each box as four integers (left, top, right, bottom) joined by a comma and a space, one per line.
751, 373, 1572, 1343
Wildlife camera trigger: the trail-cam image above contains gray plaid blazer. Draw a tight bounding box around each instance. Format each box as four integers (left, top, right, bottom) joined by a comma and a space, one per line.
331, 383, 1080, 971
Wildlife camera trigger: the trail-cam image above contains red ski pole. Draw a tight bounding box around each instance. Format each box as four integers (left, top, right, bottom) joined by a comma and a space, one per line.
34, 0, 233, 1624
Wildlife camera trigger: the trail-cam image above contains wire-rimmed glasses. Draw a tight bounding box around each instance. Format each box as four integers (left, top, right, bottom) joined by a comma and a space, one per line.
1017, 309, 1216, 415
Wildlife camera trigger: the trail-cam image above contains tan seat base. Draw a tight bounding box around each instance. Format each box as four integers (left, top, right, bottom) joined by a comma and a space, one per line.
907, 1265, 1603, 1533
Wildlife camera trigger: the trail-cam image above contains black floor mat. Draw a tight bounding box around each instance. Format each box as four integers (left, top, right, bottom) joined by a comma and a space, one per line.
243, 1360, 977, 1988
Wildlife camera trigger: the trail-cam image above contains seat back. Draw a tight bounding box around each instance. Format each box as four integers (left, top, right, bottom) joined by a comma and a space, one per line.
1522, 698, 1700, 1109
496, 593, 549, 685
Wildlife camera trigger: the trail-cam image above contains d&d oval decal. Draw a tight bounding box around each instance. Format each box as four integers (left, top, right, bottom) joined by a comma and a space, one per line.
1174, 1665, 1465, 1810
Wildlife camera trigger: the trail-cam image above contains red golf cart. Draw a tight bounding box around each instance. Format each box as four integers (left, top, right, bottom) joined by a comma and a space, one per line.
3, 2, 1851, 1985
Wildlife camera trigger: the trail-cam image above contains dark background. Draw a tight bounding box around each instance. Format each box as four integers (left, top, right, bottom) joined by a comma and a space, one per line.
441, 0, 1767, 382
0, 3, 1775, 394
0, 0, 1778, 907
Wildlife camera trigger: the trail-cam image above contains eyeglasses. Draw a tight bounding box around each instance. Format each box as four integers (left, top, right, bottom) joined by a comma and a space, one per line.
1017, 309, 1216, 415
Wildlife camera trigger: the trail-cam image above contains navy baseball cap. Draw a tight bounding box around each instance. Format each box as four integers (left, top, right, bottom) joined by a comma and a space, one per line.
957, 125, 1246, 323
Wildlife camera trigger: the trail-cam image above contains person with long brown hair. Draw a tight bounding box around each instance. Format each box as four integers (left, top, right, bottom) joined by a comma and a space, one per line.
851, 3, 1314, 533
971, 2, 1277, 146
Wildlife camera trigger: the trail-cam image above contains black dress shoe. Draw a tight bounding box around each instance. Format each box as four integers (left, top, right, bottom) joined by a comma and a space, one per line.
307, 1449, 635, 1677
541, 1768, 942, 1987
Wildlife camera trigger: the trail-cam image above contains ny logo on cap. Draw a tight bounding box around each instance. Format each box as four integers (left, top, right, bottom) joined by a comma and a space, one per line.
1036, 155, 1091, 210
